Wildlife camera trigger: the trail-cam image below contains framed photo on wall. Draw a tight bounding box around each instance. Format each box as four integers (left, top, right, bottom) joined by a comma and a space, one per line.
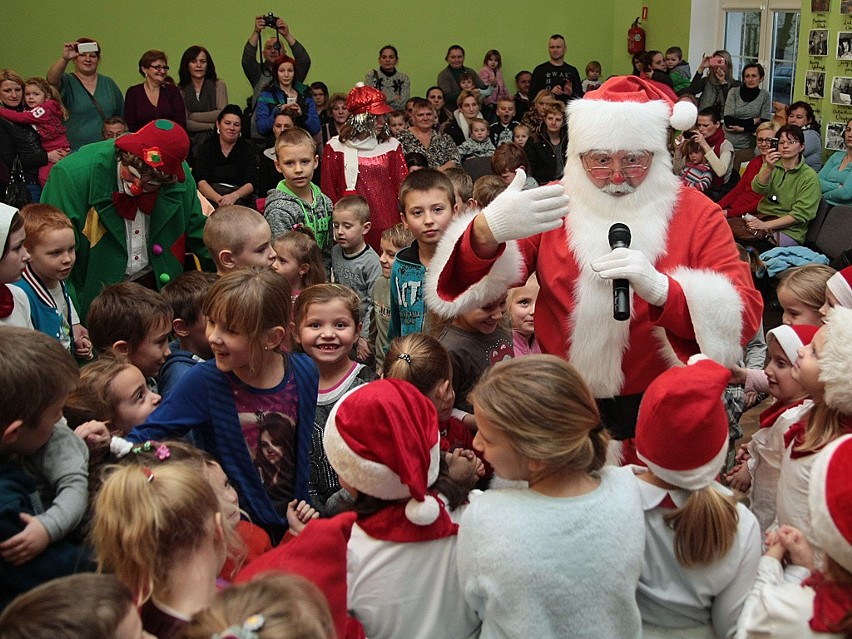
838, 32, 852, 59
806, 71, 826, 98
831, 76, 852, 104
810, 29, 829, 56
826, 122, 846, 150
842, 0, 852, 15
812, 0, 828, 10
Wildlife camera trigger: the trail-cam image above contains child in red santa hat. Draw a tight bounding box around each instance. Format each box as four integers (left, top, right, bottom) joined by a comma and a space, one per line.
320, 84, 408, 252
738, 433, 852, 638
821, 265, 852, 321
322, 378, 479, 639
633, 355, 762, 639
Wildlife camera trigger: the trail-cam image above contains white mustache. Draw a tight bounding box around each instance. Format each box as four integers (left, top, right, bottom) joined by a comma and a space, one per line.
601, 183, 637, 195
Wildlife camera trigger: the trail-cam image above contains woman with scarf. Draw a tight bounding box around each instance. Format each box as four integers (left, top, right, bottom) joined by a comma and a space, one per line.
177, 45, 228, 158
321, 84, 408, 252
675, 105, 736, 201
724, 63, 771, 168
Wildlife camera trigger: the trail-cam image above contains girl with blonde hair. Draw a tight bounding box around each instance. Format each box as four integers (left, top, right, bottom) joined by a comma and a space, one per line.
632, 357, 761, 638
91, 462, 227, 639
457, 355, 645, 638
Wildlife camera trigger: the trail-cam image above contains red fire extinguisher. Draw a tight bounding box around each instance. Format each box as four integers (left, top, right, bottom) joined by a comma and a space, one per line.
628, 18, 645, 55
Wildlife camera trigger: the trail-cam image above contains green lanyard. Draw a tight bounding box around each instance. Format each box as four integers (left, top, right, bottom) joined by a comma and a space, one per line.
276, 182, 331, 249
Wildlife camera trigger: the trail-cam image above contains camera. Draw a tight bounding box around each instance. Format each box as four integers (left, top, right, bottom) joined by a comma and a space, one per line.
769, 137, 779, 150
263, 12, 278, 28
684, 130, 698, 140
77, 42, 99, 54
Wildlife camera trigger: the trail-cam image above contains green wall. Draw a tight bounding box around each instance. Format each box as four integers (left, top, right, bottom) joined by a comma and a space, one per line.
2, 1, 690, 104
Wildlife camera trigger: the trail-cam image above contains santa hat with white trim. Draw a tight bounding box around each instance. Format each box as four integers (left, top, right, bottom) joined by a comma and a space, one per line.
820, 306, 852, 414
567, 75, 697, 156
809, 434, 852, 572
767, 324, 819, 363
0, 203, 19, 255
826, 266, 852, 310
635, 355, 730, 491
323, 378, 442, 526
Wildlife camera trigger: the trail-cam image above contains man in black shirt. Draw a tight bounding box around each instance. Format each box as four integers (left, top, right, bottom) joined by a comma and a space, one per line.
529, 34, 583, 103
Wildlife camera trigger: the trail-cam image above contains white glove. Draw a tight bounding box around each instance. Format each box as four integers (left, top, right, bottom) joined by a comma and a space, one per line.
591, 247, 669, 307
482, 169, 569, 243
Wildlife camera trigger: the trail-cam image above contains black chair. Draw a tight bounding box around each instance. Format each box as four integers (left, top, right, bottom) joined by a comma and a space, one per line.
804, 197, 832, 248
462, 156, 494, 183
809, 204, 852, 261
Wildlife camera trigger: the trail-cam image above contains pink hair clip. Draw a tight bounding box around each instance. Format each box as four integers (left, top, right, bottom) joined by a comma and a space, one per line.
155, 444, 170, 460
143, 467, 155, 483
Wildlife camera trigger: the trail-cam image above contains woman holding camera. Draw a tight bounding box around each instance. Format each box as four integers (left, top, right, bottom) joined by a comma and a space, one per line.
674, 106, 736, 201
720, 121, 780, 221
46, 39, 124, 149
686, 50, 739, 113
741, 124, 820, 247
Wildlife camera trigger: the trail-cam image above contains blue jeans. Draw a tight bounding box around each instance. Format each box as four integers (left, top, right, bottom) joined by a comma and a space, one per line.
26, 183, 42, 203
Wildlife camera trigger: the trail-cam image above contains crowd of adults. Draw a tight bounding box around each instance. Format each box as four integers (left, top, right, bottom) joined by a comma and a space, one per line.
1, 21, 849, 254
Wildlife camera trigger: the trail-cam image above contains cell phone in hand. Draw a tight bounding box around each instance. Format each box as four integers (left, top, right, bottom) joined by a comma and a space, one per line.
769, 137, 779, 150
77, 42, 99, 54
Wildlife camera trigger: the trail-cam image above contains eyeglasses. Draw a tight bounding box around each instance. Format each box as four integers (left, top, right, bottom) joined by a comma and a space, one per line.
755, 137, 774, 146
148, 64, 169, 71
580, 151, 653, 179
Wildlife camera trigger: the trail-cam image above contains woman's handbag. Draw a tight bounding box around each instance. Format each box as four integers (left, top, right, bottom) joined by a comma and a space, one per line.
3, 156, 31, 209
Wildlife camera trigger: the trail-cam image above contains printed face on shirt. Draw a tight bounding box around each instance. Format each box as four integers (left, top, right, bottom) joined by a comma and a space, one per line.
232, 222, 276, 269
295, 299, 360, 368
792, 326, 826, 399
27, 227, 76, 288
777, 286, 823, 327
764, 338, 807, 403
401, 188, 456, 246
129, 317, 172, 378
275, 142, 318, 190
455, 295, 507, 335
0, 227, 30, 284
109, 364, 161, 434
332, 206, 369, 254
23, 84, 46, 109
473, 404, 529, 481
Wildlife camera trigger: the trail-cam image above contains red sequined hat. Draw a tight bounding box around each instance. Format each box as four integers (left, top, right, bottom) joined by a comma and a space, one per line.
115, 119, 189, 182
346, 83, 393, 116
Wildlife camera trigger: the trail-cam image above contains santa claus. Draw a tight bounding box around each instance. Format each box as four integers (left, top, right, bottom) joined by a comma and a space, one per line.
426, 76, 763, 438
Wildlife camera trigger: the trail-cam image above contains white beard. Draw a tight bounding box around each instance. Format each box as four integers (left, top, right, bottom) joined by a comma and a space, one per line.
559, 153, 681, 397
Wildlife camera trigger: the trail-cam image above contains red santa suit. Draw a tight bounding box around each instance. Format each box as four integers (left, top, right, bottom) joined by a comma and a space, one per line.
426, 77, 763, 436
321, 137, 407, 251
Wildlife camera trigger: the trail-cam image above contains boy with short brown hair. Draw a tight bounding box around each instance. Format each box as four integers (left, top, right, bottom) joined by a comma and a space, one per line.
202, 205, 276, 275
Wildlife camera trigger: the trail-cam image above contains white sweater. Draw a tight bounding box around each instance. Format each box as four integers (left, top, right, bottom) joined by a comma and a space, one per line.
457, 465, 645, 639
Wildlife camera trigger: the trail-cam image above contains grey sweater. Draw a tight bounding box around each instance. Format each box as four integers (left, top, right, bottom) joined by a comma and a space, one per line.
21, 419, 89, 542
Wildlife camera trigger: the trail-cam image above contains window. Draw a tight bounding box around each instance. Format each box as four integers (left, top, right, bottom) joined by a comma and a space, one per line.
720, 0, 800, 104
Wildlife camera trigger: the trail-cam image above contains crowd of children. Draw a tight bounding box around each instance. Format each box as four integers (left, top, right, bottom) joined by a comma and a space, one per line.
5, 28, 852, 639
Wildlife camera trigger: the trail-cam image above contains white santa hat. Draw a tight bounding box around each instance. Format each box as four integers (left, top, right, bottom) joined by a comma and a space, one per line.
826, 266, 852, 310
809, 434, 852, 573
0, 203, 19, 256
635, 355, 730, 491
820, 307, 852, 414
567, 75, 697, 156
323, 378, 442, 526
767, 324, 820, 363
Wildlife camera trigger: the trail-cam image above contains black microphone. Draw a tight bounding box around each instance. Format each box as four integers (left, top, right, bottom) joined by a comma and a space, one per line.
608, 223, 631, 321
